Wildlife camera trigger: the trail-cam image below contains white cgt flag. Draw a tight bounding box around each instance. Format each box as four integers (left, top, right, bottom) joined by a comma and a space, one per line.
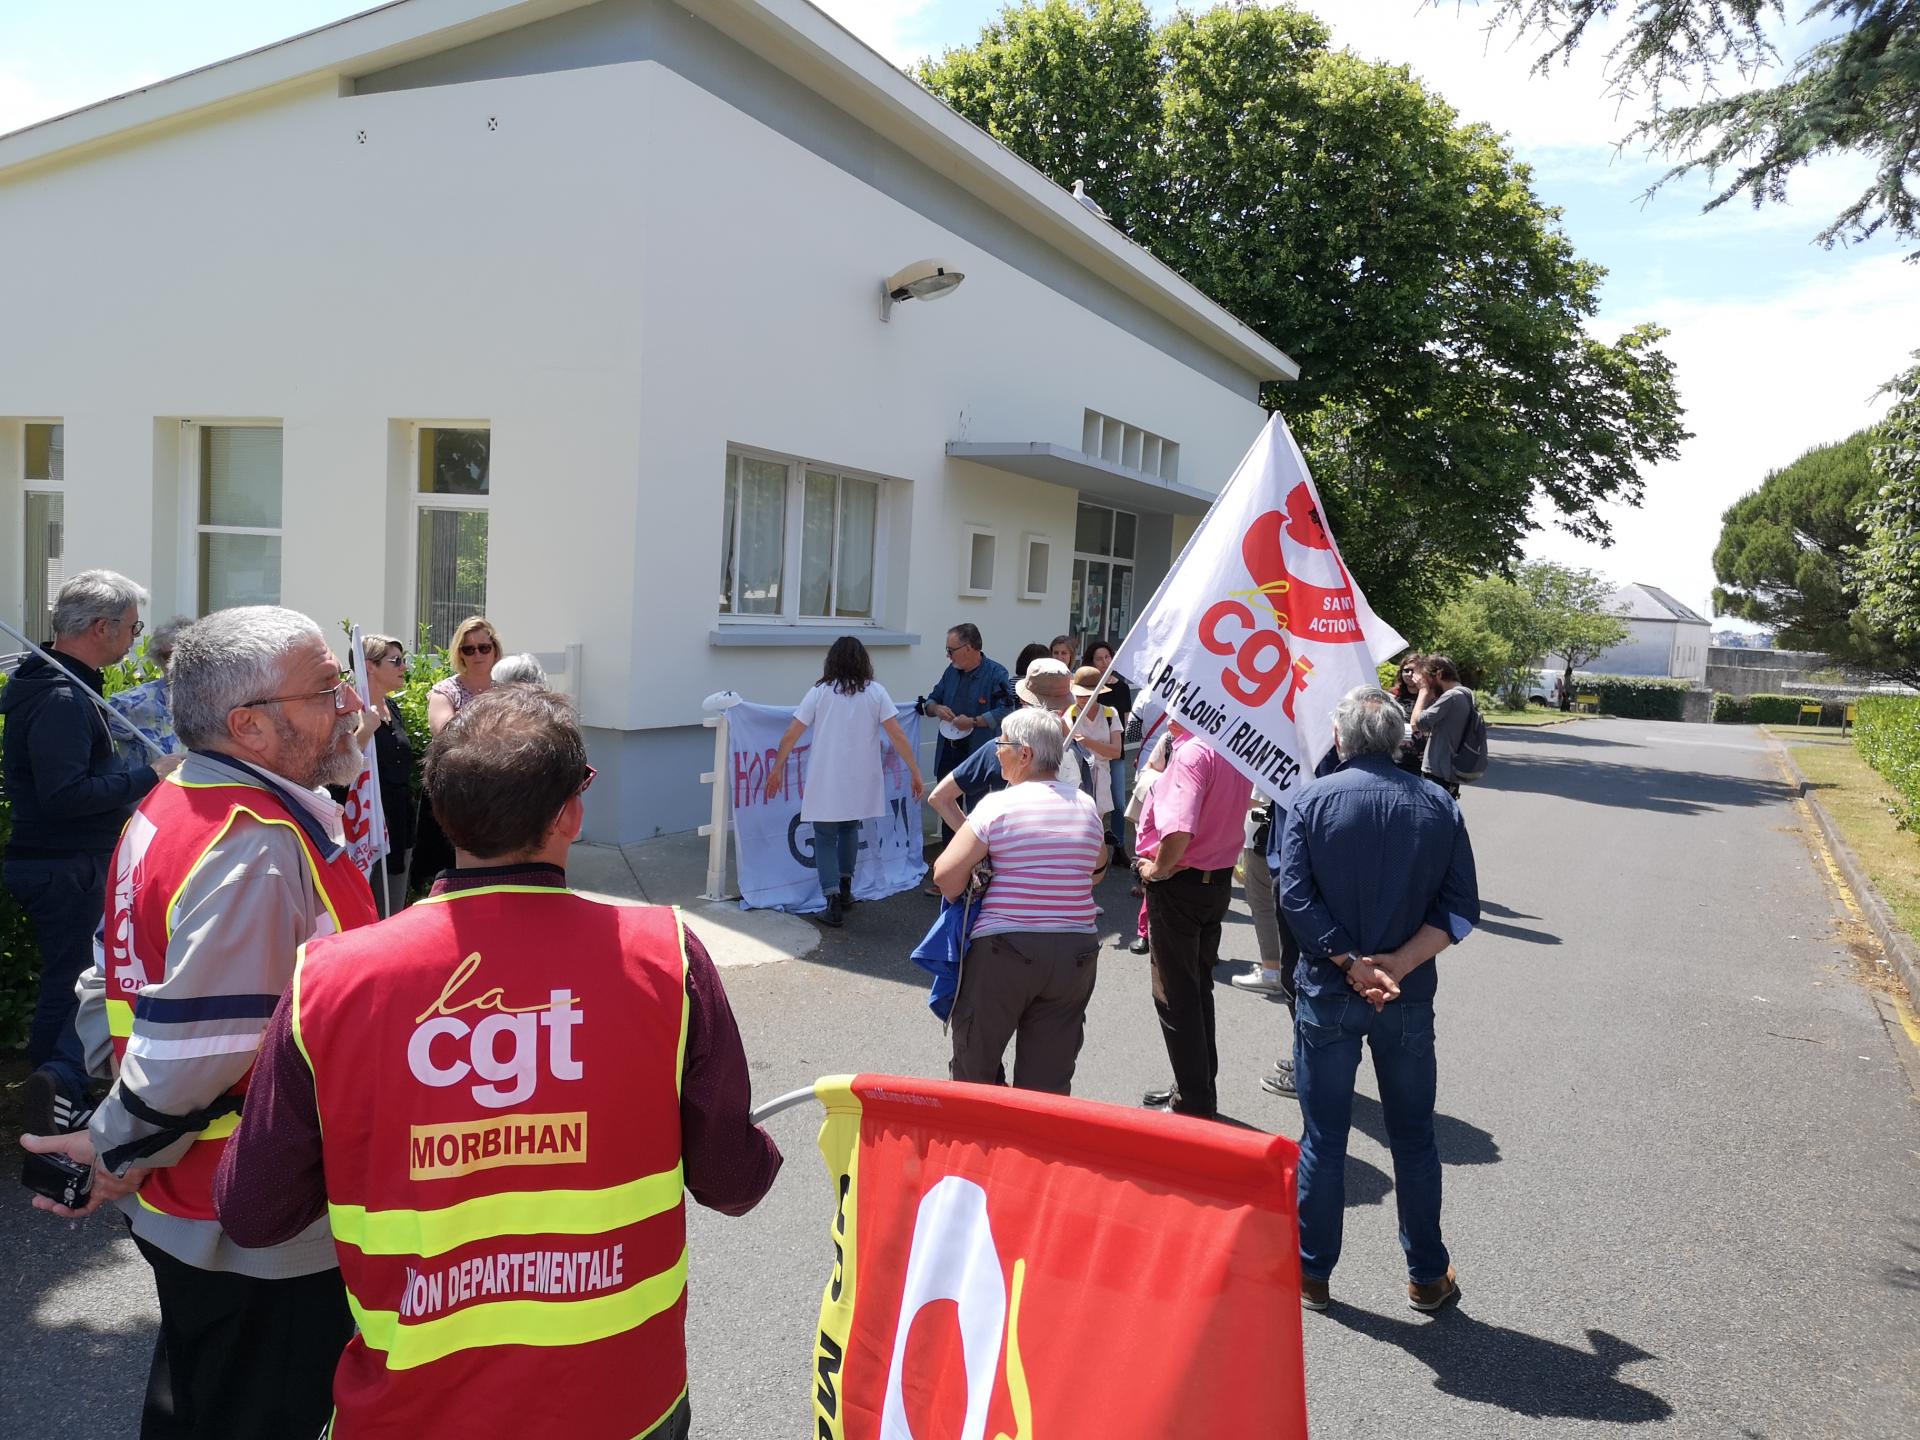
343, 625, 390, 881
1110, 413, 1406, 811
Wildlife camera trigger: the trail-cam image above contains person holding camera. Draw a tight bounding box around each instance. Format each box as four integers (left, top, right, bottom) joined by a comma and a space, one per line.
20, 606, 380, 1439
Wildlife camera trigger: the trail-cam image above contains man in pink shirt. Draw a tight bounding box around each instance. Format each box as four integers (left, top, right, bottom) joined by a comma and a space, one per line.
1135, 724, 1256, 1119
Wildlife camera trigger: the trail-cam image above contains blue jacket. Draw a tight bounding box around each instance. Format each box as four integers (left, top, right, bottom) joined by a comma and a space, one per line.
1278, 753, 1479, 1003
1, 651, 158, 855
923, 658, 1016, 774
910, 891, 983, 1022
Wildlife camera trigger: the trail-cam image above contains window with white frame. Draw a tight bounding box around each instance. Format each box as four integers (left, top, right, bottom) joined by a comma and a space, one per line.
414, 426, 491, 650
194, 425, 283, 612
718, 449, 884, 623
22, 423, 64, 643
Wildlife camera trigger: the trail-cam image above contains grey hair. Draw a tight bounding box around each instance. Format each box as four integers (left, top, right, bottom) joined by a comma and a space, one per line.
51, 569, 148, 637
147, 615, 193, 667
170, 606, 326, 749
1333, 685, 1408, 760
1000, 707, 1064, 774
490, 652, 548, 688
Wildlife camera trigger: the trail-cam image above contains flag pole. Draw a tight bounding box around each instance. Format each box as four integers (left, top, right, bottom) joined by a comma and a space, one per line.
0, 616, 167, 759
749, 1086, 819, 1126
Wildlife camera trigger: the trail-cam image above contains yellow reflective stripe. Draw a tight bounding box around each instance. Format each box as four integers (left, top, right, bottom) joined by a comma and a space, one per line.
412, 884, 629, 905
671, 907, 690, 1099
328, 1163, 685, 1259
200, 1111, 240, 1141
289, 944, 324, 1143
162, 803, 347, 941
106, 998, 134, 1039
349, 1247, 689, 1371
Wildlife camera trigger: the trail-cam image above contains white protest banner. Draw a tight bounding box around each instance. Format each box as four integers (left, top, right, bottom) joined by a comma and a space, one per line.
1110, 413, 1406, 809
342, 625, 389, 883
725, 700, 926, 913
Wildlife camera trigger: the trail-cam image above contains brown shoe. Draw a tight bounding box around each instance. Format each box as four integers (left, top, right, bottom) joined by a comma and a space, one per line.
1408, 1265, 1460, 1313
1300, 1275, 1330, 1312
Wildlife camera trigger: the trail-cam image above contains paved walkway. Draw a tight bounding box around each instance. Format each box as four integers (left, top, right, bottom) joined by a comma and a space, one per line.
5, 719, 1917, 1436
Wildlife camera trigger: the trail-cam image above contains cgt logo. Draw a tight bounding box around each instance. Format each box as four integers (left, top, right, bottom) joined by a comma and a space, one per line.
406, 952, 583, 1108
880, 1178, 1032, 1440
1199, 481, 1363, 714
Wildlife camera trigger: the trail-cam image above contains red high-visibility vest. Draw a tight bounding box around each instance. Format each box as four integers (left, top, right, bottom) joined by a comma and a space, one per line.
103, 774, 377, 1221
292, 884, 693, 1440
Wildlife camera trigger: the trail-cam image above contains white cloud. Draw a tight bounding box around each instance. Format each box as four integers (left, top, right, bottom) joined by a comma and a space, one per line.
1528, 251, 1920, 614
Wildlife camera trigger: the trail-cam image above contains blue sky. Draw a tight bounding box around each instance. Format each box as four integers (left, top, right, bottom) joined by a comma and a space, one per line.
5, 0, 1915, 620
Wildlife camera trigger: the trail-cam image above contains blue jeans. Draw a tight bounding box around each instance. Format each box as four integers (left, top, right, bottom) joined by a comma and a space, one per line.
1294, 990, 1448, 1284
3, 853, 103, 1102
810, 820, 861, 898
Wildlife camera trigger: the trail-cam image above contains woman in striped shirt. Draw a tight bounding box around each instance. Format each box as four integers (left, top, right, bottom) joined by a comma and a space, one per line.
932, 707, 1106, 1094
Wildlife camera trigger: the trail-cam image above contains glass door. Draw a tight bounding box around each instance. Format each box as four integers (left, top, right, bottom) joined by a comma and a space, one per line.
1072, 501, 1138, 649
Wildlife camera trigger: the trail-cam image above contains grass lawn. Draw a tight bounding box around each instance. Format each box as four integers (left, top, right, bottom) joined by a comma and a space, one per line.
1485, 708, 1581, 727
1784, 735, 1920, 945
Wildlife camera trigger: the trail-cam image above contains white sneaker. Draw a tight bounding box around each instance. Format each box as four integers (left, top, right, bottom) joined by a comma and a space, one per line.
1231, 968, 1287, 994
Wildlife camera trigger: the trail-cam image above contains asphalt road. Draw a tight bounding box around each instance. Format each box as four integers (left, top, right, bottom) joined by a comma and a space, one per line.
5, 718, 1918, 1437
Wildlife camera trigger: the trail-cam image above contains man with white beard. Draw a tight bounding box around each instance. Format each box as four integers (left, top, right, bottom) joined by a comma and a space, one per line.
19, 605, 380, 1439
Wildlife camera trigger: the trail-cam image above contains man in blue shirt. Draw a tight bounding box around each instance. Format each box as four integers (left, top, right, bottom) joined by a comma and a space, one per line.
1278, 685, 1479, 1316
919, 624, 1015, 847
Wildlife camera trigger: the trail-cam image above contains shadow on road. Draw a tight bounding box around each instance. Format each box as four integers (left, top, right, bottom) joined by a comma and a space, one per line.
1326, 1305, 1674, 1423
1349, 1093, 1501, 1167
1477, 917, 1561, 945
1475, 753, 1797, 816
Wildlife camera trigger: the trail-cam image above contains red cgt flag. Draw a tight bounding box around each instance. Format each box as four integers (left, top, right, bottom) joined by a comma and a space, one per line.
808, 1074, 1307, 1438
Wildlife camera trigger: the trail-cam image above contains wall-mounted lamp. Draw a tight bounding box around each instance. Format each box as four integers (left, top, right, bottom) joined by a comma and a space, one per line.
881, 258, 965, 322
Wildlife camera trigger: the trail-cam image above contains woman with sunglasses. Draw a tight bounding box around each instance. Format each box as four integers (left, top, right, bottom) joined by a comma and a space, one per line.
427, 616, 503, 737
359, 634, 417, 915
1391, 652, 1428, 776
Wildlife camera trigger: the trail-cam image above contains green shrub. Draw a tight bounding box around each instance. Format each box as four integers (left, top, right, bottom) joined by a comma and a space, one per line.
1712, 692, 1747, 723
1744, 693, 1847, 727
1853, 695, 1920, 831
1580, 675, 1693, 720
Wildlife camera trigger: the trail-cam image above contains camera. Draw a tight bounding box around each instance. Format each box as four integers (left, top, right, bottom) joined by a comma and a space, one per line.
21, 1150, 93, 1210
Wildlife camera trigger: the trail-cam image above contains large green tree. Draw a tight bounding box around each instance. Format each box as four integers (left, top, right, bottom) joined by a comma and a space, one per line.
1429, 561, 1628, 702
1850, 360, 1920, 645
918, 1, 1688, 635
1712, 430, 1920, 681
1445, 2, 1920, 251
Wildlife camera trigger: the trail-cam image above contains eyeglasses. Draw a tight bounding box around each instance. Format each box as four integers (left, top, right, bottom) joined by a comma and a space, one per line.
578, 763, 597, 795
239, 678, 359, 714
459, 640, 497, 658
129, 619, 146, 639
944, 645, 964, 656
376, 651, 406, 668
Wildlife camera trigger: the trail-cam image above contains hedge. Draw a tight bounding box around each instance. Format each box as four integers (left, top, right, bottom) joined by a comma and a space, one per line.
1577, 675, 1692, 721
1728, 693, 1849, 727
1, 634, 451, 1050
1852, 695, 1920, 832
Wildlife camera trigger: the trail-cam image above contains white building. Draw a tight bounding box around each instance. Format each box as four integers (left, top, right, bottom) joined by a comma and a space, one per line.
0, 0, 1294, 842
1556, 582, 1712, 684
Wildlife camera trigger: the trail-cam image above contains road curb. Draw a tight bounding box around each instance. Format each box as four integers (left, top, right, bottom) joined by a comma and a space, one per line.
1775, 744, 1920, 1012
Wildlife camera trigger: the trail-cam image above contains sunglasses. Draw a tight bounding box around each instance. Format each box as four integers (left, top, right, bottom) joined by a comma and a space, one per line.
579, 763, 597, 795
459, 640, 496, 658
376, 651, 406, 667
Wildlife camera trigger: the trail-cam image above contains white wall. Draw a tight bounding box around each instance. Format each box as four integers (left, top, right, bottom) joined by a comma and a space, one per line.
0, 52, 1268, 835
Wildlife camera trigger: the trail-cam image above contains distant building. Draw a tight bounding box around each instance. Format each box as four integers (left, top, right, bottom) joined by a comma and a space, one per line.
1551, 582, 1712, 683
1711, 629, 1774, 650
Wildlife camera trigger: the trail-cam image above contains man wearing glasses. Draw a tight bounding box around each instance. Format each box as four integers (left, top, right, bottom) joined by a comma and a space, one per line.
20, 605, 380, 1439
2, 569, 181, 1140
918, 623, 1015, 847
214, 685, 780, 1440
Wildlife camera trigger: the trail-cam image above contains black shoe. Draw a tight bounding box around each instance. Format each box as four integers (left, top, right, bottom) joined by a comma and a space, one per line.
1127, 934, 1150, 955
19, 1067, 85, 1136
838, 881, 855, 910
817, 894, 844, 929
1142, 1087, 1176, 1109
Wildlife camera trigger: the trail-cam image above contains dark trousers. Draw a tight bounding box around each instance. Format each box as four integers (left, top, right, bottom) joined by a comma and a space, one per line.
3, 852, 105, 1100
1146, 866, 1235, 1116
133, 1236, 353, 1440
950, 931, 1100, 1094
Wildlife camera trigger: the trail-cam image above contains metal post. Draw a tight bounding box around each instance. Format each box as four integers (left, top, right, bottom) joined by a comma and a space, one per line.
748, 1086, 819, 1126
698, 691, 742, 902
